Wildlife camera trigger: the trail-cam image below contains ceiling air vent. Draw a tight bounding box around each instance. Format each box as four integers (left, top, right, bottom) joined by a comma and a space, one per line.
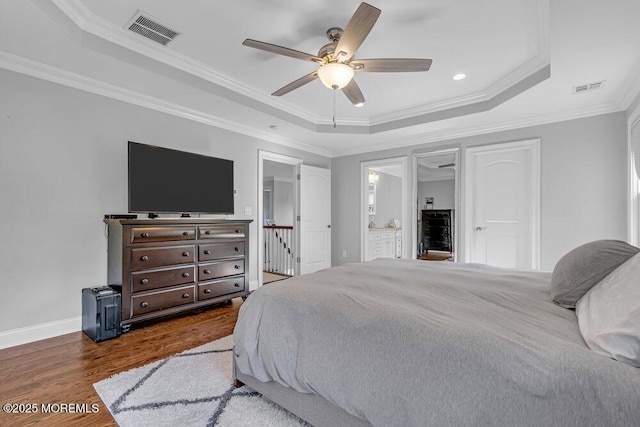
572, 80, 606, 95
126, 11, 181, 46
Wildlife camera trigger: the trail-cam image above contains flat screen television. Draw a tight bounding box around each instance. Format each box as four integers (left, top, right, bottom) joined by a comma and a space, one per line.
128, 141, 234, 215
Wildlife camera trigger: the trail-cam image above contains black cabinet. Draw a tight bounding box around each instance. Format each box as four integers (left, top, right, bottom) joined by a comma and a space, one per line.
421, 209, 453, 253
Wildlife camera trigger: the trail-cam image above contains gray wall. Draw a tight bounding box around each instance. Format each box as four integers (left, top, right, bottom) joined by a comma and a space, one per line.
332, 112, 629, 271
371, 172, 402, 228
418, 179, 455, 210
0, 69, 330, 334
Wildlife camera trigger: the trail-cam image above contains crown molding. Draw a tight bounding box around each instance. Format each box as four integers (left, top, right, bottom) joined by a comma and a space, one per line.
0, 50, 332, 158
331, 103, 624, 158
50, 0, 322, 124
417, 175, 456, 183
50, 0, 552, 134
1, 49, 626, 160
619, 62, 640, 111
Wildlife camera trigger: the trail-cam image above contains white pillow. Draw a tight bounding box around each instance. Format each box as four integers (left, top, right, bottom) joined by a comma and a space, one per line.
576, 252, 640, 367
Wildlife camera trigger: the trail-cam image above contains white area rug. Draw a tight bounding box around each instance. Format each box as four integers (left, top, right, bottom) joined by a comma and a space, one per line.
94, 335, 308, 426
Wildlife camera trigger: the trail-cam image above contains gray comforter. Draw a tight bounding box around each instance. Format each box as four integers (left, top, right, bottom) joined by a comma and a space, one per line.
233, 259, 640, 426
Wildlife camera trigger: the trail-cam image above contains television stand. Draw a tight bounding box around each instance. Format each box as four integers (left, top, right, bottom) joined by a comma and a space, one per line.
104, 218, 252, 329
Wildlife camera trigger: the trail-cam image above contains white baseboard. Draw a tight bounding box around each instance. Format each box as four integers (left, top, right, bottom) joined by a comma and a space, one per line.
0, 317, 82, 350
1, 283, 257, 350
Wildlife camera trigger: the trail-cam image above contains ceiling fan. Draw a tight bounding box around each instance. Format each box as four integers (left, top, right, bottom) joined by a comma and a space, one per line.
242, 2, 433, 107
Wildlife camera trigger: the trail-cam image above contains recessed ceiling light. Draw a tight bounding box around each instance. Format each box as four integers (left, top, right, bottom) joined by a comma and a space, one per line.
453, 73, 466, 81
354, 102, 365, 108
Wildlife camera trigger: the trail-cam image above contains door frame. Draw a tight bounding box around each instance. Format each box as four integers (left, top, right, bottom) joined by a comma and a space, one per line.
412, 148, 461, 260
628, 107, 640, 246
258, 150, 302, 287
361, 156, 409, 261
463, 139, 541, 269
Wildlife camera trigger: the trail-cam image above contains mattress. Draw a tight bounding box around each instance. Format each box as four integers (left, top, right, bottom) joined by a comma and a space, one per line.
234, 259, 640, 426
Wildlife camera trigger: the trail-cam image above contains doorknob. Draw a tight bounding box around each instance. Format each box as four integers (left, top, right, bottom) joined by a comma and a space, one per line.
475, 226, 488, 231
327, 225, 332, 229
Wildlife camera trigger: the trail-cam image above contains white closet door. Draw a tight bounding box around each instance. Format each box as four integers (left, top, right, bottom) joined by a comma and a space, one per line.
465, 140, 540, 269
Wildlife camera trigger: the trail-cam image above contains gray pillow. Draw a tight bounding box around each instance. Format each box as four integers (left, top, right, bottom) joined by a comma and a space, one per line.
551, 240, 640, 308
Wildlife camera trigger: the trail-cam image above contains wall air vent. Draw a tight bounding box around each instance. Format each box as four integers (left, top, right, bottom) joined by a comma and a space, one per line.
126, 11, 181, 46
572, 80, 606, 95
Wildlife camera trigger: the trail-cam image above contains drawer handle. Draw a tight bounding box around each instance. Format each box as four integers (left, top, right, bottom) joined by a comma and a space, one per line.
182, 272, 190, 278
234, 282, 240, 287
182, 293, 190, 299
235, 229, 240, 233
205, 230, 212, 235
234, 247, 239, 252
182, 251, 190, 257
204, 250, 211, 255
183, 231, 189, 236
234, 265, 241, 270
140, 301, 149, 308
140, 278, 149, 285
140, 255, 149, 261
203, 289, 212, 294
203, 269, 211, 274
141, 232, 149, 238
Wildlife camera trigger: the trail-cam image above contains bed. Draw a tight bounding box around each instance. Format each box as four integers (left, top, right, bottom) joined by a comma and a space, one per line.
233, 257, 640, 426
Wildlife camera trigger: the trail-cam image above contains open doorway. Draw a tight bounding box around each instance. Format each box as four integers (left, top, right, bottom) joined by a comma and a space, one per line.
263, 160, 295, 283
258, 151, 301, 287
361, 157, 409, 261
413, 149, 460, 262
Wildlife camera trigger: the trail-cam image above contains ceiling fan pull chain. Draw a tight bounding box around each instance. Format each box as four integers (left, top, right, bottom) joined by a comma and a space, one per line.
333, 88, 337, 128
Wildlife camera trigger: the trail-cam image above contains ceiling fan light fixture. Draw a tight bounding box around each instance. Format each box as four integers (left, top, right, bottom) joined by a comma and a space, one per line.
317, 63, 355, 89
354, 102, 365, 107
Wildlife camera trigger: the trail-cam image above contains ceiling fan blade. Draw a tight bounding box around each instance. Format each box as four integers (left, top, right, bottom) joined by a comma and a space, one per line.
351, 58, 433, 72
243, 39, 324, 63
335, 3, 381, 61
342, 79, 365, 106
272, 71, 319, 96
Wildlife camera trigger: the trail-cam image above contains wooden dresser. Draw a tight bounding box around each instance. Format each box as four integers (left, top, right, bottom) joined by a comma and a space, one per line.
421, 209, 453, 253
105, 218, 251, 330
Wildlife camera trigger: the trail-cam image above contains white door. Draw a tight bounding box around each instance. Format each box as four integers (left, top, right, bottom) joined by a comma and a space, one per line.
300, 165, 331, 274
465, 140, 540, 269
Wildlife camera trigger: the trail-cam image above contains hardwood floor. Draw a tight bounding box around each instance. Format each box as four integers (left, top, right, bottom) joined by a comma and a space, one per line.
0, 298, 242, 426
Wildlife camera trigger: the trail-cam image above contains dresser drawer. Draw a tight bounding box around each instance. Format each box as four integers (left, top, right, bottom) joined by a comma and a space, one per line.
131, 245, 195, 270
131, 265, 195, 293
199, 242, 245, 261
199, 277, 245, 300
199, 260, 244, 280
131, 227, 196, 243
199, 225, 245, 240
131, 285, 195, 316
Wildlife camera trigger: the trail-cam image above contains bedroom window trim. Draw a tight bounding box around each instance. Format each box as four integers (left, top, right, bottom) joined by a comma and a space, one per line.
628, 107, 640, 246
